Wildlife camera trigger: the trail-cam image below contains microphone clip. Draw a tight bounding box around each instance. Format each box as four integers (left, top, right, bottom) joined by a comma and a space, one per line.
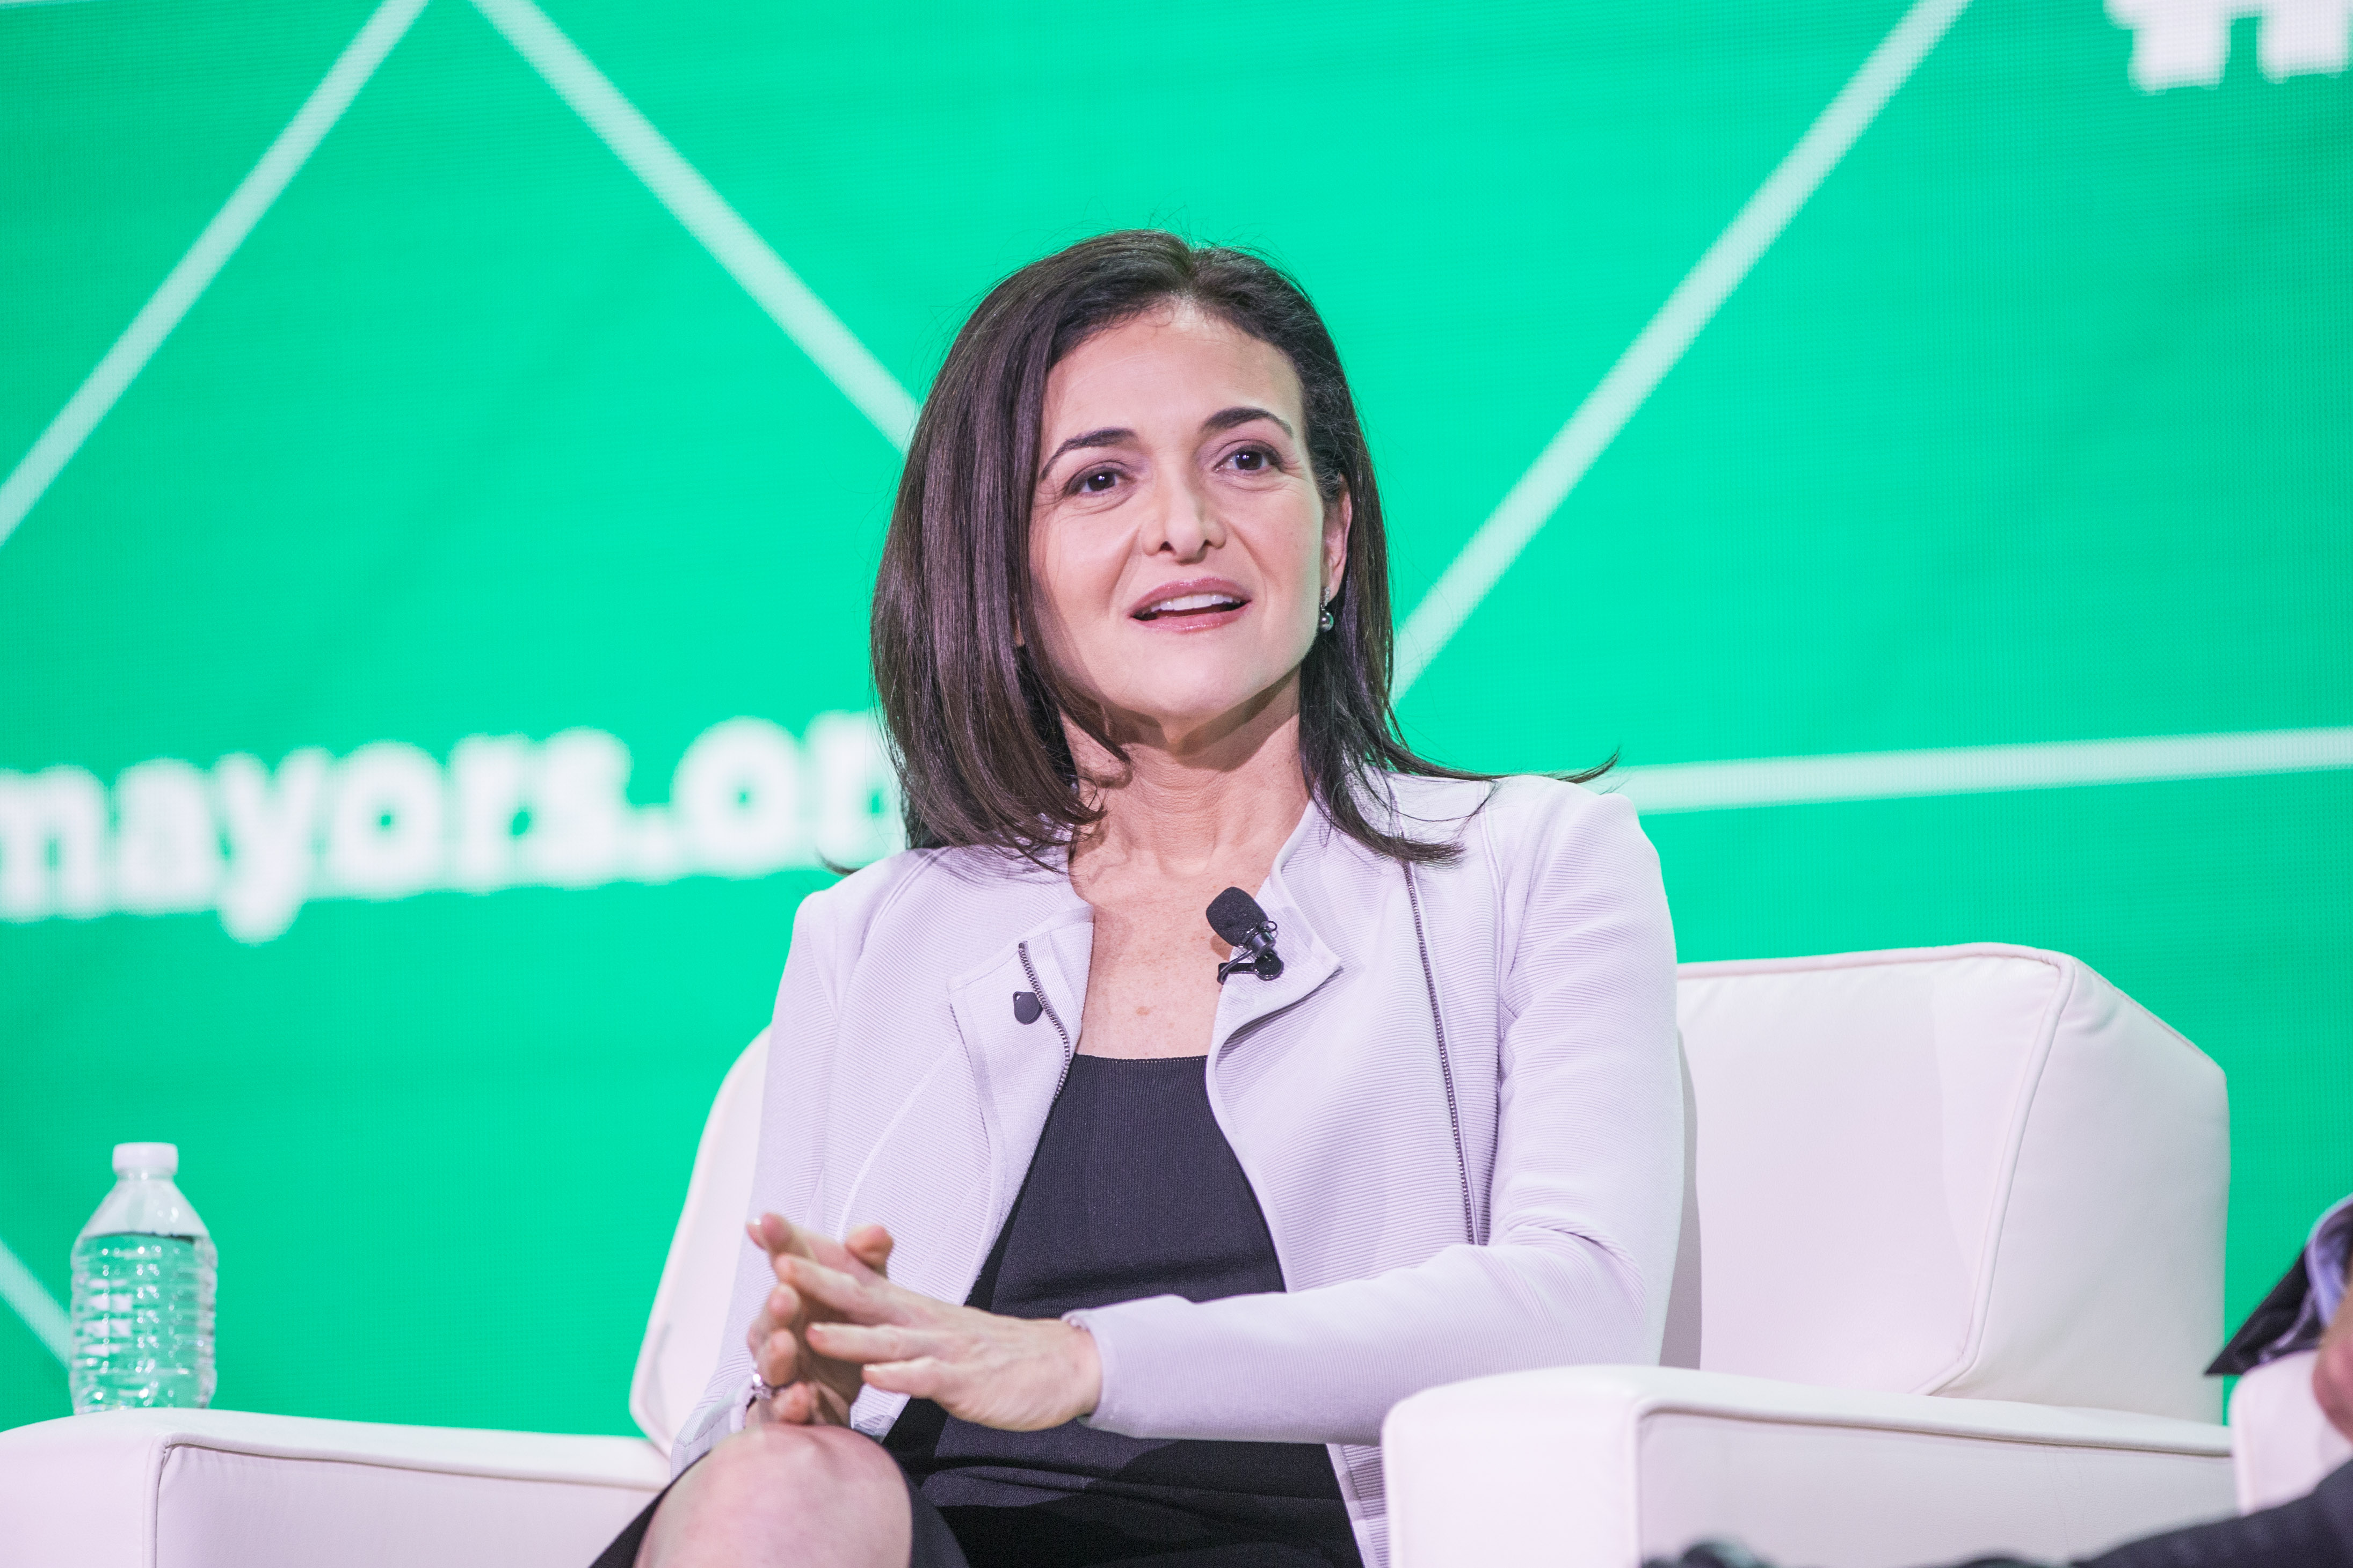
1216, 927, 1284, 984
1207, 887, 1286, 984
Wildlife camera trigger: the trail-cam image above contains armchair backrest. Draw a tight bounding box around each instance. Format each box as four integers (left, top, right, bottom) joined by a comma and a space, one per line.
631, 943, 2227, 1453
1670, 943, 2224, 1421
630, 1035, 768, 1456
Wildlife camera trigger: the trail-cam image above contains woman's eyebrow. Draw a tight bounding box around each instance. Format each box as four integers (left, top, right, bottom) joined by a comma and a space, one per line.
1041, 407, 1291, 471
1043, 427, 1134, 466
1202, 406, 1294, 436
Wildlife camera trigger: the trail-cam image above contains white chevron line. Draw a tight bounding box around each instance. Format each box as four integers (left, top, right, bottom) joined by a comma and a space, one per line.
0, 1232, 71, 1366
470, 0, 920, 450
1394, 0, 1976, 696
0, 0, 917, 562
0, 0, 429, 553
1615, 726, 2353, 814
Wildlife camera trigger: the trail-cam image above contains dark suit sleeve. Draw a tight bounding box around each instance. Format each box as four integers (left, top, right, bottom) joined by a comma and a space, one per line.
2210, 1252, 2318, 1376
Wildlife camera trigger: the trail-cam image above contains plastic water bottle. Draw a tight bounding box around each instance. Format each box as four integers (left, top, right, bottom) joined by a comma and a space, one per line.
69, 1142, 216, 1412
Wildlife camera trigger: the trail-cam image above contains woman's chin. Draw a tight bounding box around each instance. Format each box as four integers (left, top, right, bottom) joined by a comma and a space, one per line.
1107, 679, 1300, 748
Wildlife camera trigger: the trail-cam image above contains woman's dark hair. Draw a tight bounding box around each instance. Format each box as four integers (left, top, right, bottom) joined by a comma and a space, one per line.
872, 229, 1576, 866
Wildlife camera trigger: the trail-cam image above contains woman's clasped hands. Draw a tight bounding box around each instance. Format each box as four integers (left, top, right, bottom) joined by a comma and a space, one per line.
743, 1213, 1103, 1433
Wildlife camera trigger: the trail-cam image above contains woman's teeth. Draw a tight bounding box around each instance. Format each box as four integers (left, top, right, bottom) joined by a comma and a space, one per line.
1138, 593, 1243, 619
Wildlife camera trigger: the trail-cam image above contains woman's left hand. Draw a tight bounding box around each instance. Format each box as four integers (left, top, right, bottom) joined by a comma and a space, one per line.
781, 1251, 1103, 1432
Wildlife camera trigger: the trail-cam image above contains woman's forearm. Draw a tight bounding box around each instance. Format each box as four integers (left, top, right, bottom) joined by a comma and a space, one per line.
1070, 1235, 1651, 1446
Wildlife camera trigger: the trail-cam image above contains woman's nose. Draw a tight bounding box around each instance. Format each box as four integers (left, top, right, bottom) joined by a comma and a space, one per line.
1147, 475, 1224, 559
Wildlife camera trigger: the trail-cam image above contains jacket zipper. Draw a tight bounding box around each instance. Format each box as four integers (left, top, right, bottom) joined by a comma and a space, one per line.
1017, 940, 1076, 1098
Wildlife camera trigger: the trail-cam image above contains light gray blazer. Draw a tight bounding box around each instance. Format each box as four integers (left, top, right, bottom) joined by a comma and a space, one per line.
677, 773, 1683, 1566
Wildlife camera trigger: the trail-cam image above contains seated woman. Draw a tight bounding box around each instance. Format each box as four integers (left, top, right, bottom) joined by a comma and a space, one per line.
606, 230, 1683, 1568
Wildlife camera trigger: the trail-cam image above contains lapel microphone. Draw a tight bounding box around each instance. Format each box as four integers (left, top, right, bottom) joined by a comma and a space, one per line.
1207, 887, 1284, 983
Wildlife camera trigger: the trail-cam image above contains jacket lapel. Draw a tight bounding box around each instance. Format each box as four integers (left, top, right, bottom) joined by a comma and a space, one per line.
934, 822, 1342, 1271
944, 902, 1094, 1251
1210, 825, 1346, 1060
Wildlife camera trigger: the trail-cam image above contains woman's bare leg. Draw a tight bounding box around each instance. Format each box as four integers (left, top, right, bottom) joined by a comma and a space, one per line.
637, 1424, 913, 1568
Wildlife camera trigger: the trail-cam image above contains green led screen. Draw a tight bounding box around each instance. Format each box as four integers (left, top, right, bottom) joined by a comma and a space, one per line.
2, 0, 2348, 1436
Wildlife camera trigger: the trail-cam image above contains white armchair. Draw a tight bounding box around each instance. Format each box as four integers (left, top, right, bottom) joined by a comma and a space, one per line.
0, 943, 2238, 1568
1386, 943, 2235, 1567
2229, 1349, 2351, 1513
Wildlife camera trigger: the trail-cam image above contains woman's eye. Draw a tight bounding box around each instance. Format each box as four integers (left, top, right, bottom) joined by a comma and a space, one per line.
1078, 468, 1119, 494
1227, 446, 1277, 473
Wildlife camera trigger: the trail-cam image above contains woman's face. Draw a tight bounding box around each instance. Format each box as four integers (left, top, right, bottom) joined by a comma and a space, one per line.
1027, 303, 1349, 746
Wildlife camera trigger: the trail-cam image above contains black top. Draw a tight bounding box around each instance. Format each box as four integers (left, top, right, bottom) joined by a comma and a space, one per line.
887, 1054, 1362, 1567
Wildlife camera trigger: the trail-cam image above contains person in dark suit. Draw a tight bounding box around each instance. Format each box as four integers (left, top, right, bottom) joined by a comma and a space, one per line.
2209, 1194, 2353, 1393
1654, 1195, 2353, 1568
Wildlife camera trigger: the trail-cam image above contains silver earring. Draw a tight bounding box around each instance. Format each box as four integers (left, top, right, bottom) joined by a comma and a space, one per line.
1318, 600, 1335, 632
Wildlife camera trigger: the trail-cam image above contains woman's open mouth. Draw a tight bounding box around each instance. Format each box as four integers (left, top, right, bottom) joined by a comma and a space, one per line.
1131, 581, 1251, 625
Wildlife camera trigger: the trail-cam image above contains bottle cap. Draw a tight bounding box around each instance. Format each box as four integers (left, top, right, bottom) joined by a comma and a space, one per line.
112, 1142, 178, 1177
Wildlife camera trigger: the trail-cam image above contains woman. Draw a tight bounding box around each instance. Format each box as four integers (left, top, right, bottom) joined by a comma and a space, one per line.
607, 230, 1682, 1568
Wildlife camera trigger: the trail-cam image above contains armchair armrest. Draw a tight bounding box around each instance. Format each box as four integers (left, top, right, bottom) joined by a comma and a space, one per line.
2229, 1350, 2353, 1513
1383, 1366, 2233, 1568
0, 1409, 667, 1568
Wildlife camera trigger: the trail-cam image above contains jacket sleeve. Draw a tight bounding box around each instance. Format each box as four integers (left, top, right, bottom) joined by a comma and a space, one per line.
668, 887, 848, 1475
1069, 786, 1683, 1447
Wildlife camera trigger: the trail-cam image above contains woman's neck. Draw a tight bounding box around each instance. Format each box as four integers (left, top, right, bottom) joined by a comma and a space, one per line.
1065, 680, 1310, 885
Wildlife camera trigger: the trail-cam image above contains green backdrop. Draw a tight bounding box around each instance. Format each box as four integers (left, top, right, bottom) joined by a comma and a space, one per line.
2, 0, 2347, 1435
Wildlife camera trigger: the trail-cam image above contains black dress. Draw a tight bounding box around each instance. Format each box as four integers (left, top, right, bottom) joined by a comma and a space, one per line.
592, 1054, 1363, 1568
889, 1053, 1361, 1567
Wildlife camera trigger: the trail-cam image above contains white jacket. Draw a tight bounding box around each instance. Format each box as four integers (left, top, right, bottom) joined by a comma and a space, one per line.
677, 773, 1684, 1566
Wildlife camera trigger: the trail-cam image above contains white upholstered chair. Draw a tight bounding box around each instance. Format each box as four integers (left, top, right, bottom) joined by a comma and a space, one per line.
1384, 943, 2236, 1567
2228, 1349, 2351, 1514
0, 943, 2240, 1568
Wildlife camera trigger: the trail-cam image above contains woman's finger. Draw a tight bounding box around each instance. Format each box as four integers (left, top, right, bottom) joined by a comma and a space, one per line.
745, 1286, 804, 1365
752, 1281, 803, 1330
802, 1320, 932, 1364
766, 1381, 824, 1425
860, 1356, 950, 1401
752, 1325, 802, 1387
753, 1214, 867, 1282
749, 1213, 812, 1261
750, 1213, 898, 1288
779, 1255, 914, 1325
845, 1223, 895, 1279
762, 1228, 831, 1287
795, 1225, 888, 1283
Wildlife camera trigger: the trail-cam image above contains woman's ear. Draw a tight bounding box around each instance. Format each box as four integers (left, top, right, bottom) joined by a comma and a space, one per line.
1322, 483, 1353, 603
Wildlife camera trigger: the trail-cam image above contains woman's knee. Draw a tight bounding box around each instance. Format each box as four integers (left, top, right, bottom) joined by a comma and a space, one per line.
709, 1422, 895, 1494
641, 1423, 908, 1567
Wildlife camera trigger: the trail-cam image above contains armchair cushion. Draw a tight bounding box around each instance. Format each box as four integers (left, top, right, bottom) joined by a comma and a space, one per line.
1382, 1366, 2233, 1568
0, 1409, 665, 1568
2229, 1350, 2353, 1513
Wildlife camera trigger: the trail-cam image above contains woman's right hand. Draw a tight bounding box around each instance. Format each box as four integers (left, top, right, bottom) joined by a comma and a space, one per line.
743, 1214, 897, 1427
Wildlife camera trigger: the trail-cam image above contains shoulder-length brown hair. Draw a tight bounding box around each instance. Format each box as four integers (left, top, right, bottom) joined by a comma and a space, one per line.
873, 230, 1544, 867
